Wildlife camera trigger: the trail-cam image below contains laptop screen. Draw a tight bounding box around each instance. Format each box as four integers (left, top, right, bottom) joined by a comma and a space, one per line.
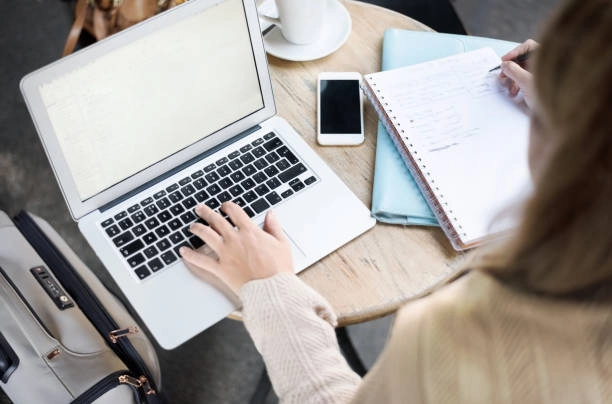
37, 0, 263, 201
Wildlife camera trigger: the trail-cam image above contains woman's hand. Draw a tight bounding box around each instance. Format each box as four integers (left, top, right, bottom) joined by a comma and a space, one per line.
179, 202, 294, 294
499, 39, 539, 110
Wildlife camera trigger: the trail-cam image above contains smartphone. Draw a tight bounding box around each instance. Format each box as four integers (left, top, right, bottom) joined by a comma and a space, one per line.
317, 72, 365, 146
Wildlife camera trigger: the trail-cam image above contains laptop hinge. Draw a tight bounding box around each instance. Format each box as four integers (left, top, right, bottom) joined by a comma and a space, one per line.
99, 125, 262, 213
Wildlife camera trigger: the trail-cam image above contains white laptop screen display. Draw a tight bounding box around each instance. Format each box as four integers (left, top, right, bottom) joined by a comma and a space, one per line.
38, 0, 263, 201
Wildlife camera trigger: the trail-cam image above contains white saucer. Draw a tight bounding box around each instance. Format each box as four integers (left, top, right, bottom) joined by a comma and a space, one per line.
263, 0, 351, 62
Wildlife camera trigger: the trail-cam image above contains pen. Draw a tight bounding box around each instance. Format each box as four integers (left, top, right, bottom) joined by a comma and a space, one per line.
488, 50, 533, 72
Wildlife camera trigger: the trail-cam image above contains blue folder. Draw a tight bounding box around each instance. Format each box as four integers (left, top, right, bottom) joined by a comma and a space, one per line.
371, 30, 518, 226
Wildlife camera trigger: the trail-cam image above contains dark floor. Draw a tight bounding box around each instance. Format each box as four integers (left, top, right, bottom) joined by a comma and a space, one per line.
0, 0, 559, 402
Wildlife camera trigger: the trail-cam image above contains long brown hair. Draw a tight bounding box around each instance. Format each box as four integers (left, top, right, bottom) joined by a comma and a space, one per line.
473, 0, 612, 295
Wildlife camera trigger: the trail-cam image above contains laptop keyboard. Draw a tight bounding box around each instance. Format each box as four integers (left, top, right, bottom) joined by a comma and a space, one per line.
99, 132, 318, 281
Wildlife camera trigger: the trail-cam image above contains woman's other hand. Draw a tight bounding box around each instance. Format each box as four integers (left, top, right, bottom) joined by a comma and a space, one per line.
179, 202, 294, 294
499, 39, 539, 110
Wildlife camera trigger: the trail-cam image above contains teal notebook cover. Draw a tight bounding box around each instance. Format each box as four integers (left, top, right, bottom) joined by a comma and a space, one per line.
371, 30, 518, 226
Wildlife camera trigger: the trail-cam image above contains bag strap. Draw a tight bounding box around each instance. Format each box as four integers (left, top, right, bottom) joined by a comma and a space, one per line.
62, 0, 89, 57
13, 211, 164, 404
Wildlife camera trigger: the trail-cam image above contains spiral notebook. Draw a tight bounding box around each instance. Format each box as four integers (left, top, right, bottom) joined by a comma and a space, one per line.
363, 47, 531, 251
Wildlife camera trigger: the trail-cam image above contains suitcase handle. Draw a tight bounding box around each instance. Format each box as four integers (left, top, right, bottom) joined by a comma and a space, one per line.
0, 332, 19, 383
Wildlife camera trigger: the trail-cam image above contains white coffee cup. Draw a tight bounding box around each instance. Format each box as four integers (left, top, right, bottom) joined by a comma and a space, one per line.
259, 0, 327, 45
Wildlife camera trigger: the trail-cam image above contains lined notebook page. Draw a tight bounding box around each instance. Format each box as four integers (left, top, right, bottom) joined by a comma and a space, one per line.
365, 48, 531, 247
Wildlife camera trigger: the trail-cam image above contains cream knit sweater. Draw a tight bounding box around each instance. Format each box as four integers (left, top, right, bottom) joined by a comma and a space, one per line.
240, 271, 612, 404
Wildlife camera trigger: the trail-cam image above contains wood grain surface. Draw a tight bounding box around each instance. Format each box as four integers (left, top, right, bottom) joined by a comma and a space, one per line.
232, 0, 462, 325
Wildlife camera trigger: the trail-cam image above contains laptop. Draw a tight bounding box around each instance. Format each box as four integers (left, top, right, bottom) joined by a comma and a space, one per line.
20, 0, 375, 349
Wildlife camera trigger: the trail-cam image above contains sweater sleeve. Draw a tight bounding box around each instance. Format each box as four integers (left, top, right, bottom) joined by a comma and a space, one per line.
239, 273, 362, 404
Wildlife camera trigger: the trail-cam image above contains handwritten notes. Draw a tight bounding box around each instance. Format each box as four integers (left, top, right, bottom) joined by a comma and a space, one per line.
364, 48, 531, 247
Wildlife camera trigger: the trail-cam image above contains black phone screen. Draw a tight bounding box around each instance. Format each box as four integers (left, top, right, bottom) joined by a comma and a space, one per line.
319, 79, 362, 134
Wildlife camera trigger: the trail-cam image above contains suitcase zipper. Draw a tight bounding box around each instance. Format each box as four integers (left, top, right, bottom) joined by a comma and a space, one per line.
71, 370, 145, 404
14, 212, 162, 403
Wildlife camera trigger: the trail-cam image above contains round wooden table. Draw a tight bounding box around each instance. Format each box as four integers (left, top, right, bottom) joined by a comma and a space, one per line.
236, 0, 461, 326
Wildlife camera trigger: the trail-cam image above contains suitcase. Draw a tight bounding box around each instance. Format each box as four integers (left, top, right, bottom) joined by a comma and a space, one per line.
0, 210, 163, 403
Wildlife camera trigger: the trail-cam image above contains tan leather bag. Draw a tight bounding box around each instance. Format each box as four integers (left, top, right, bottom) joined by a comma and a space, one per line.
62, 0, 186, 56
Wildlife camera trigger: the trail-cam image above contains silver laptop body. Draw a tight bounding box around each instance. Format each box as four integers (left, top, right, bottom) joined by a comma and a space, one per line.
20, 0, 375, 349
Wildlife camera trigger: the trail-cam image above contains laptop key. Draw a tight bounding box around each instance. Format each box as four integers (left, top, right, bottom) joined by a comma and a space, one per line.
264, 166, 279, 177
127, 204, 140, 214
266, 178, 281, 189
179, 177, 191, 186
229, 159, 243, 171
232, 197, 246, 207
193, 178, 207, 190
134, 265, 151, 280
265, 151, 280, 163
276, 159, 290, 171
106, 225, 120, 237
182, 197, 197, 209
255, 184, 270, 196
281, 189, 294, 198
229, 185, 244, 197
217, 165, 231, 177
156, 238, 171, 251
168, 191, 183, 203
191, 170, 204, 179
170, 204, 185, 215
155, 225, 170, 238
118, 218, 134, 231
252, 146, 265, 158
242, 164, 256, 176
263, 132, 275, 140
143, 246, 158, 259
181, 184, 195, 197
290, 179, 305, 192
218, 191, 231, 203
263, 137, 283, 151
216, 157, 228, 166
156, 197, 171, 210
161, 251, 177, 265
131, 211, 146, 223
145, 218, 160, 230
251, 198, 270, 214
218, 178, 233, 189
169, 231, 184, 244
128, 253, 145, 268
144, 205, 159, 216
265, 192, 282, 205
114, 211, 127, 221
278, 163, 307, 183
133, 224, 146, 236
174, 242, 190, 258
254, 158, 268, 170
205, 198, 220, 210
149, 258, 164, 272
204, 163, 216, 173
189, 236, 204, 249
181, 226, 192, 237
243, 191, 257, 203
228, 150, 240, 159
194, 190, 208, 202
166, 184, 179, 192
180, 211, 196, 224
206, 184, 221, 196
243, 206, 255, 218
101, 218, 114, 227
241, 178, 256, 190
304, 176, 317, 185
252, 137, 264, 146
168, 218, 182, 230
153, 190, 166, 199
240, 152, 254, 164
157, 210, 172, 223
240, 144, 253, 153
113, 231, 134, 247
230, 171, 246, 182
253, 172, 267, 184
143, 232, 158, 244
141, 197, 153, 207
121, 239, 144, 257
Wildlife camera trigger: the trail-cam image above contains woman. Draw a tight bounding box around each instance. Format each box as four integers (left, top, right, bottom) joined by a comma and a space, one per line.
180, 0, 612, 401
